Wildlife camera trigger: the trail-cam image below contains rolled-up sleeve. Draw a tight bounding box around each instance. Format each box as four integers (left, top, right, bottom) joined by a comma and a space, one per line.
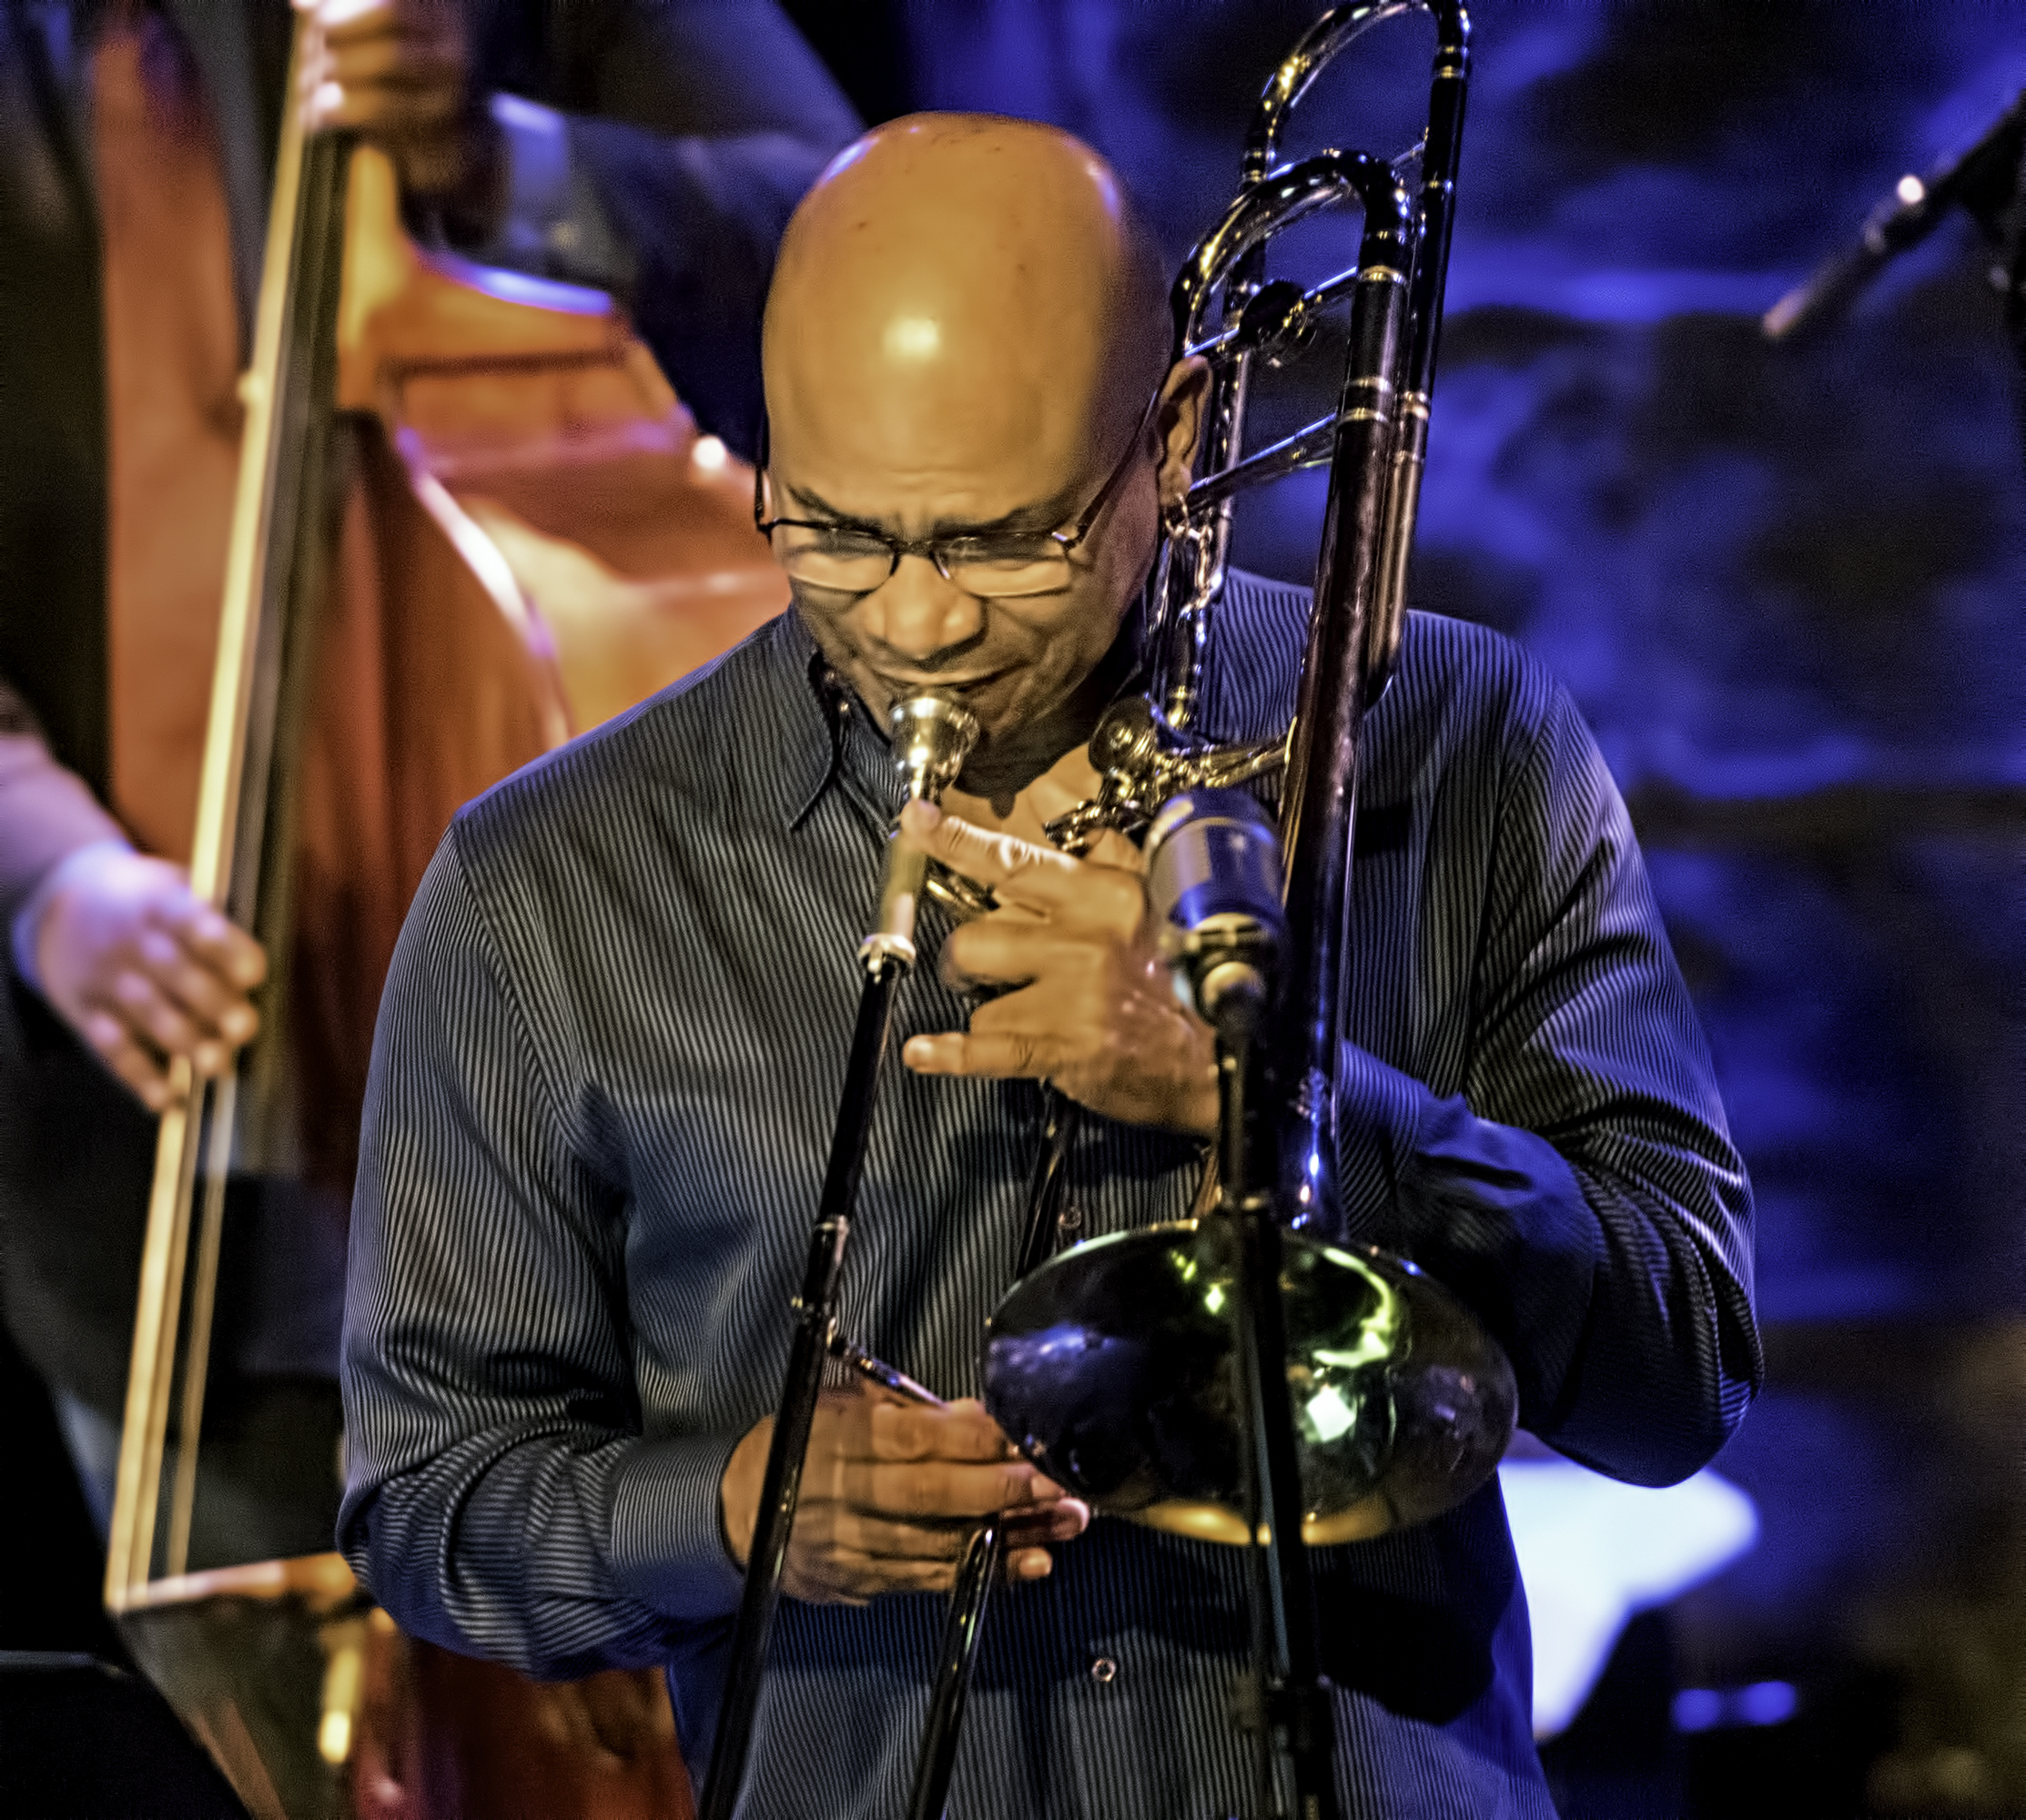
339, 824, 742, 1679
1337, 685, 1760, 1486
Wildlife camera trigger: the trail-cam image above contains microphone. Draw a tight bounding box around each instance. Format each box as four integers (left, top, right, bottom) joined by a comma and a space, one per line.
1145, 788, 1286, 1041
1764, 87, 2026, 342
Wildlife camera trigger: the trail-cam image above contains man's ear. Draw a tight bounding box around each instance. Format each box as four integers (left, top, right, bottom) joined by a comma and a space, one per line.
1154, 356, 1212, 510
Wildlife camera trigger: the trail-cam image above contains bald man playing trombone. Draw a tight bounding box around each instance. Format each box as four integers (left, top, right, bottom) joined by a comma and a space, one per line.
340, 115, 1758, 1817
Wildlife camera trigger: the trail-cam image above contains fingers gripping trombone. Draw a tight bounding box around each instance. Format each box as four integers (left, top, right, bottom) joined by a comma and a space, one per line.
900, 801, 1222, 1139
724, 1329, 1091, 1606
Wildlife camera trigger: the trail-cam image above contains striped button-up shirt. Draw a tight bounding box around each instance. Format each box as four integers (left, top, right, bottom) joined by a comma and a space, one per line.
339, 571, 1758, 1819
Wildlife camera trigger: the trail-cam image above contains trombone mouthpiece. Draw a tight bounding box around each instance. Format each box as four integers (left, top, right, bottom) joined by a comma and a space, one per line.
887, 693, 981, 802
861, 693, 982, 973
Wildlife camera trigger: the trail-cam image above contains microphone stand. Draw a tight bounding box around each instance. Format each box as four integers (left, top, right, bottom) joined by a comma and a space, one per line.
698, 694, 977, 1820
1765, 86, 2026, 389
1217, 997, 1338, 1820
1156, 794, 1338, 1820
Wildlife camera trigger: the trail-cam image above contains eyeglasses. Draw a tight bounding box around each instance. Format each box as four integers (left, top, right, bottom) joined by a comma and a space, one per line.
753, 389, 1162, 600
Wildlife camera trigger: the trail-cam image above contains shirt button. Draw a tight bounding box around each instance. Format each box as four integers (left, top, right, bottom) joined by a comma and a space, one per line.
1089, 1654, 1119, 1684
1057, 1203, 1086, 1242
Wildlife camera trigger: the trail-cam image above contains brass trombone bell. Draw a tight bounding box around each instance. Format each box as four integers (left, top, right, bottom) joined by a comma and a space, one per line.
981, 1218, 1516, 1547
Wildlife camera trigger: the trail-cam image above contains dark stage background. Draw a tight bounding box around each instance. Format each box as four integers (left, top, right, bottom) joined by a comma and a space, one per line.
782, 1, 2026, 1813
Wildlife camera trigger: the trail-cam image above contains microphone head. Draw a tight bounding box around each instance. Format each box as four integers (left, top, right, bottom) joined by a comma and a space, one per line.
1146, 788, 1286, 941
1147, 789, 1286, 1040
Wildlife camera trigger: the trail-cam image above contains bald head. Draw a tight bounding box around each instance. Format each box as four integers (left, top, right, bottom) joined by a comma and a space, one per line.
760, 114, 1200, 785
765, 115, 1170, 521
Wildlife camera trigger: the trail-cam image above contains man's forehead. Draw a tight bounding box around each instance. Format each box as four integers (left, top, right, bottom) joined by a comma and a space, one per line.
759, 113, 1168, 527
767, 341, 1106, 500
764, 123, 1152, 412
771, 421, 1092, 538
767, 248, 1112, 405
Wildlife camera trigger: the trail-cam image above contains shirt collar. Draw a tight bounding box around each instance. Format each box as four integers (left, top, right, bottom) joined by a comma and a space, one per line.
766, 609, 900, 831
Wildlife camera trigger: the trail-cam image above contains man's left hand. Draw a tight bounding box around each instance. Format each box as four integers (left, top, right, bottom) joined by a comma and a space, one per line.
299, 0, 495, 203
899, 801, 1219, 1137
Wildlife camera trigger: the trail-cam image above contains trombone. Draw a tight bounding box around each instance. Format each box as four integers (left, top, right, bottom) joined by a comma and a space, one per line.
704, 5, 1514, 1818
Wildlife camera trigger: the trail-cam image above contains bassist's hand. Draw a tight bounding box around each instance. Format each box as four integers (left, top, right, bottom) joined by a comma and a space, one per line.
29, 845, 266, 1113
299, 0, 499, 207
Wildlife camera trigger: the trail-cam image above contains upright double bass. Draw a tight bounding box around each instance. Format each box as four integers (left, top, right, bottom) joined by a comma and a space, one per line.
101, 16, 785, 1817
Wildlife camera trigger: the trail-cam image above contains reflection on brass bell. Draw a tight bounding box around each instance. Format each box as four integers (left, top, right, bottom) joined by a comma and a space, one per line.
981, 1218, 1516, 1547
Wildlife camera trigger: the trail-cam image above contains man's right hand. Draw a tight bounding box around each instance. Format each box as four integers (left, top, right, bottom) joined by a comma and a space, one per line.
720, 1383, 1089, 1605
31, 846, 268, 1112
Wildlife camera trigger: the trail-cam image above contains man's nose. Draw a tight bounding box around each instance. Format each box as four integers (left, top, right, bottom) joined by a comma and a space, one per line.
860, 553, 986, 662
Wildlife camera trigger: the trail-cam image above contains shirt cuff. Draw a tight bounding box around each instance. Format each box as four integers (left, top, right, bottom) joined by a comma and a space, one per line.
10, 838, 130, 994
606, 1431, 747, 1622
477, 93, 632, 287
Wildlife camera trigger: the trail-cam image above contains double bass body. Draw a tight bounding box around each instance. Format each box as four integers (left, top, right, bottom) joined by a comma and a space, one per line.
103, 42, 785, 1815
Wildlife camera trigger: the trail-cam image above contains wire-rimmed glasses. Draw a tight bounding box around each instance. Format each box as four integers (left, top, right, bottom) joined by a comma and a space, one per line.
754, 389, 1162, 600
